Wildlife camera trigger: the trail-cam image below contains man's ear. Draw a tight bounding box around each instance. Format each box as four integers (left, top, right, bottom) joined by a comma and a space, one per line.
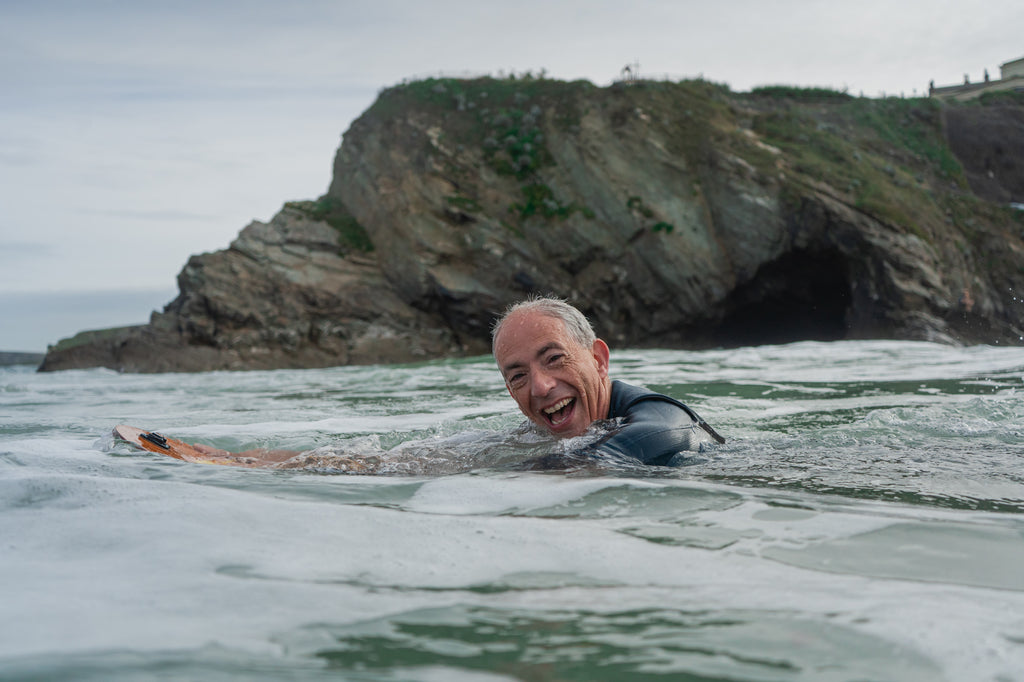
592, 338, 610, 377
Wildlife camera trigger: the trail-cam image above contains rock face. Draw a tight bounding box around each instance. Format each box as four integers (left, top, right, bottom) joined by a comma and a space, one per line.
40, 79, 1024, 372
40, 208, 471, 373
944, 104, 1024, 204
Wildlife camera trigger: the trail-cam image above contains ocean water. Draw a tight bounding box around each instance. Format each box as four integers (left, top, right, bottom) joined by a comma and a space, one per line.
2, 340, 1024, 681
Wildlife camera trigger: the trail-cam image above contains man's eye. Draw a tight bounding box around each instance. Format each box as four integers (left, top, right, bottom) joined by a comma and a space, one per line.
507, 373, 526, 387
545, 353, 564, 365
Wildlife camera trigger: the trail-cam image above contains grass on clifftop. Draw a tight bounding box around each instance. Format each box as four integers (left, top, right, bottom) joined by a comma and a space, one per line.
978, 90, 1024, 107
367, 75, 999, 253
49, 326, 139, 353
750, 85, 855, 102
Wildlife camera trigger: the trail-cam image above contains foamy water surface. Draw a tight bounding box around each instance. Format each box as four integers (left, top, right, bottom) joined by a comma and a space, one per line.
2, 340, 1024, 681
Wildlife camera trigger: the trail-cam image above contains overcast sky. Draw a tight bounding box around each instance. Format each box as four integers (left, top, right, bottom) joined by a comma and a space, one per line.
2, 0, 1022, 350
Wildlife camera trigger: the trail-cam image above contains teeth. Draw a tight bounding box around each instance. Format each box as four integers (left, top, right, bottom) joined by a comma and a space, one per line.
544, 398, 572, 415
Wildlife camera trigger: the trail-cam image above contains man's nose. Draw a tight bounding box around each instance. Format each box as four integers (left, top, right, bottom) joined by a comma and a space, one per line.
530, 366, 556, 396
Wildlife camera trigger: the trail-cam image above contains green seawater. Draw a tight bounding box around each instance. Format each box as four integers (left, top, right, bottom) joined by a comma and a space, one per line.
1, 340, 1023, 681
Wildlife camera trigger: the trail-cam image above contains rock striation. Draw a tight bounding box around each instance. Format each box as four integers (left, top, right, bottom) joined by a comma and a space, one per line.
40, 79, 1024, 372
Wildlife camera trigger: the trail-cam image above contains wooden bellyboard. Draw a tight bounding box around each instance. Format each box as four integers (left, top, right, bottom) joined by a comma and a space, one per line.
113, 425, 245, 466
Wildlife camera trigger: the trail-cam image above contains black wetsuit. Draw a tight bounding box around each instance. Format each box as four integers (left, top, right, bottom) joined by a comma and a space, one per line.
590, 380, 724, 466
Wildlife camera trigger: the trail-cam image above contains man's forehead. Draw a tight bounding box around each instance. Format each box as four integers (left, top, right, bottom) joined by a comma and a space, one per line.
498, 310, 566, 336
495, 311, 570, 358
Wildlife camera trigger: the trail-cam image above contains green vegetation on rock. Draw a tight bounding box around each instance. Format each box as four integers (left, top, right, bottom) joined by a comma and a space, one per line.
750, 85, 853, 102
627, 196, 655, 219
978, 90, 1024, 107
747, 93, 972, 237
446, 195, 482, 212
371, 75, 596, 224
626, 195, 674, 234
511, 182, 587, 220
50, 326, 139, 353
285, 196, 374, 253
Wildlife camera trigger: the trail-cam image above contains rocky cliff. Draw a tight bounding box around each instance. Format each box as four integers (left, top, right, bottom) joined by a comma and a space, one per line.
40, 78, 1024, 372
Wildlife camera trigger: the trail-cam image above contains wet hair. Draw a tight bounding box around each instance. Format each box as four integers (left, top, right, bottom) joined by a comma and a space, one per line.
491, 296, 596, 355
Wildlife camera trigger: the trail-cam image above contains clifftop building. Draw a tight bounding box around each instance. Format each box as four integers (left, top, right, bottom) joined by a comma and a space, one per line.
930, 56, 1024, 101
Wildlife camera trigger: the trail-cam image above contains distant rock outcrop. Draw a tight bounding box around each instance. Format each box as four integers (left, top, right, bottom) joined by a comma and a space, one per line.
0, 352, 44, 367
40, 79, 1024, 372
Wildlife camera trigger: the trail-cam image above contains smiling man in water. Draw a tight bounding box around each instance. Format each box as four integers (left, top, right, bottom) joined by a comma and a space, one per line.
491, 297, 723, 465
172, 296, 721, 469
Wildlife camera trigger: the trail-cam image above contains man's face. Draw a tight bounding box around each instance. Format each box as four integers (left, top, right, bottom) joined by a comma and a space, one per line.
494, 310, 611, 438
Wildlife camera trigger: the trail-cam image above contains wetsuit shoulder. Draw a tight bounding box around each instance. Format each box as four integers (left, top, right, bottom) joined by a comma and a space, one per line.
593, 380, 724, 466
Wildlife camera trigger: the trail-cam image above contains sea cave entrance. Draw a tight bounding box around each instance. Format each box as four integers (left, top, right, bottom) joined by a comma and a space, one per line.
714, 248, 852, 347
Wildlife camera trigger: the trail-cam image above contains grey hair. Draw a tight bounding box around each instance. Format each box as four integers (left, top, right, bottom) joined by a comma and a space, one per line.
491, 296, 596, 355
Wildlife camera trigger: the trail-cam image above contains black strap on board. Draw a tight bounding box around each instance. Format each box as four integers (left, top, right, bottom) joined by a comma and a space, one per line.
140, 432, 170, 450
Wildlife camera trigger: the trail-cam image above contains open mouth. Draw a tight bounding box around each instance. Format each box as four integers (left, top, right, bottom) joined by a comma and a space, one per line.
543, 397, 576, 428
